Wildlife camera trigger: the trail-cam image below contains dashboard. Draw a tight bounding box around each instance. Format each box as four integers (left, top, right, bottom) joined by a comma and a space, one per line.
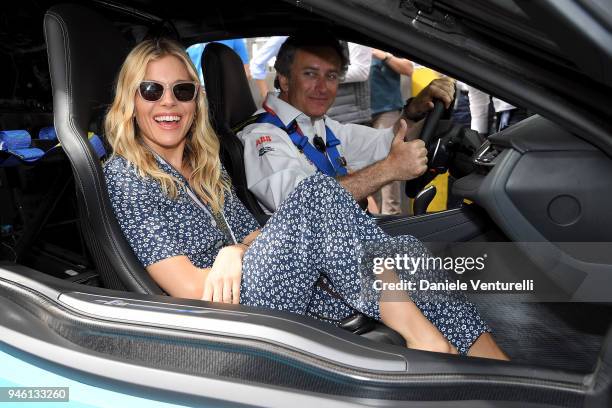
453, 115, 612, 301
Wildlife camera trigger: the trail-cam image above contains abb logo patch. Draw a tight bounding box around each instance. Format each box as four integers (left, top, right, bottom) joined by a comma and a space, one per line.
255, 135, 272, 147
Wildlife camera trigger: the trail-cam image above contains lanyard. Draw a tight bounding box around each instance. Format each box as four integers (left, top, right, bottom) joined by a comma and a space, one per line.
259, 104, 348, 177
184, 186, 238, 245
148, 148, 238, 245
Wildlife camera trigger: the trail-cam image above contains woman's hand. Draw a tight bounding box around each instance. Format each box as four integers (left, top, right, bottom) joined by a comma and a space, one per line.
202, 244, 246, 304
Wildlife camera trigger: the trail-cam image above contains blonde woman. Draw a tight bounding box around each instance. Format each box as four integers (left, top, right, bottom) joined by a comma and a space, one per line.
103, 38, 507, 360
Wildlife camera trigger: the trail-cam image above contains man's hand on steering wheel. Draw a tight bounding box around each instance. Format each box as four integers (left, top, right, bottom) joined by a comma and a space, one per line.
401, 77, 455, 198
404, 77, 456, 122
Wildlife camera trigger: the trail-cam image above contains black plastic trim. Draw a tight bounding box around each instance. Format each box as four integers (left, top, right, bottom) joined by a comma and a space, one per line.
376, 206, 494, 242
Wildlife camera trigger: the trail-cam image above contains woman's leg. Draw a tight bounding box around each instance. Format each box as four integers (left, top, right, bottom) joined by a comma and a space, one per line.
377, 266, 457, 354
468, 333, 509, 360
241, 173, 502, 357
240, 174, 386, 317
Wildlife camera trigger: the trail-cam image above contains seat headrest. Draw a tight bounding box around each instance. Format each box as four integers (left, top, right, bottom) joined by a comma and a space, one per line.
202, 42, 256, 130
45, 4, 132, 133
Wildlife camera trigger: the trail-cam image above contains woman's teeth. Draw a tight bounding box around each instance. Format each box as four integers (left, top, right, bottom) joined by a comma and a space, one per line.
154, 115, 180, 122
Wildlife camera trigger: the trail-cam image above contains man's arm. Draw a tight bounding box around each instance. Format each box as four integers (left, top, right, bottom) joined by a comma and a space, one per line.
371, 48, 413, 76
338, 120, 426, 201
344, 43, 372, 83
336, 77, 455, 200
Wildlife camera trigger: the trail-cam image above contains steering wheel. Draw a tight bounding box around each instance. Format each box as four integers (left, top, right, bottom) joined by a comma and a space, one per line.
405, 99, 446, 198
419, 99, 446, 147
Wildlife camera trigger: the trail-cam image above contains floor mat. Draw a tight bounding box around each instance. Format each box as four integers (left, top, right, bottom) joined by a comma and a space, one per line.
472, 299, 611, 372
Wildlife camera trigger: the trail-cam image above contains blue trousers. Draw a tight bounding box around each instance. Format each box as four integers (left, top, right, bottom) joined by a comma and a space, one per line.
241, 173, 488, 354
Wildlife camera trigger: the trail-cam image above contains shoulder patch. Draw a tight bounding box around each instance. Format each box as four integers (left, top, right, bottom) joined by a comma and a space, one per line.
255, 135, 273, 147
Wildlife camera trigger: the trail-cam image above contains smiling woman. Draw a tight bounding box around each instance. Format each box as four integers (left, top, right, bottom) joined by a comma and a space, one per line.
104, 38, 229, 213
133, 58, 198, 170
101, 37, 507, 360
0, 0, 608, 405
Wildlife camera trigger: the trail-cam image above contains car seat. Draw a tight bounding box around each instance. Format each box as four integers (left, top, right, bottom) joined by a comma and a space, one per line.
44, 3, 163, 293
201, 42, 269, 226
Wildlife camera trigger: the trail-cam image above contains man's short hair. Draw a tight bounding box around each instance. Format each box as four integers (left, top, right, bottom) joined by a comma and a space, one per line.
273, 31, 349, 89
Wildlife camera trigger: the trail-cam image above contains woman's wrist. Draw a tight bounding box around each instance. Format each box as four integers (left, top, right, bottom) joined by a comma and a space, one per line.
217, 244, 246, 261
233, 243, 249, 257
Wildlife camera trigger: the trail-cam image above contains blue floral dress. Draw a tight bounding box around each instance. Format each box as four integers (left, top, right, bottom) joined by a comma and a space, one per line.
104, 155, 488, 354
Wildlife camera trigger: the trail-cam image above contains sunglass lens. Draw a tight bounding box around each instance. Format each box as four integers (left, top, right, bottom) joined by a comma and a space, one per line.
173, 83, 197, 102
140, 82, 164, 102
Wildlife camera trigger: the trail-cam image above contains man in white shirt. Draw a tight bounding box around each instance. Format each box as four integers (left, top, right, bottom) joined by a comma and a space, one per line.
238, 32, 454, 214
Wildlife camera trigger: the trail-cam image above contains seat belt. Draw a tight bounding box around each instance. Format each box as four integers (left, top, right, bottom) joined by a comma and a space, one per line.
257, 104, 348, 177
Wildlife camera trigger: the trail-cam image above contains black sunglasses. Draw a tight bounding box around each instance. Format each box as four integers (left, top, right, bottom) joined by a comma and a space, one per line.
138, 80, 199, 102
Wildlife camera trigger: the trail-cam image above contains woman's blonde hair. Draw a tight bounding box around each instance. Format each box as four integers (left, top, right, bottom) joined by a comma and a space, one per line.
105, 37, 230, 212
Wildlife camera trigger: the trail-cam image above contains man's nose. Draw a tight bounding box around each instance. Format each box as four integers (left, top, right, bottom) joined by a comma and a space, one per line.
314, 76, 329, 93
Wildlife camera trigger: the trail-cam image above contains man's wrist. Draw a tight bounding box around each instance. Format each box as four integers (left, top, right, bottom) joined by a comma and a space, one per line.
378, 156, 400, 183
403, 97, 427, 122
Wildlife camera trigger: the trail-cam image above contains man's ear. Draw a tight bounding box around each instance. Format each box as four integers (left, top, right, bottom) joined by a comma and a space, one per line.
277, 74, 290, 93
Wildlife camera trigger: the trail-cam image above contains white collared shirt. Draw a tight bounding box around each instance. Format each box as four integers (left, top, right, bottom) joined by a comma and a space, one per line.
238, 93, 394, 213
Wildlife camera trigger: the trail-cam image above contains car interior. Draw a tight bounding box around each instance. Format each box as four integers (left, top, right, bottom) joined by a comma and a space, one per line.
1, 0, 612, 405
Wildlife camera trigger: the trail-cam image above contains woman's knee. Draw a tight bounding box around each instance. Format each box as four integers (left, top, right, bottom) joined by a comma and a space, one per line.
297, 173, 342, 195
